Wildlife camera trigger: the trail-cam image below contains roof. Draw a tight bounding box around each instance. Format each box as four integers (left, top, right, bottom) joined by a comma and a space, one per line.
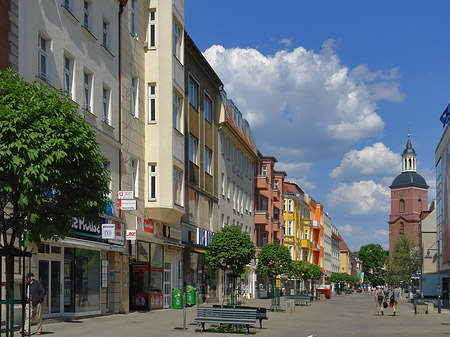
338, 233, 350, 251
390, 172, 428, 189
402, 137, 416, 156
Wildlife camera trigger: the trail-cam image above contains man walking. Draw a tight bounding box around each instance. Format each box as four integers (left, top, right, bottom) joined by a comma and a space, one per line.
392, 285, 403, 316
374, 285, 385, 316
24, 272, 45, 336
239, 281, 247, 304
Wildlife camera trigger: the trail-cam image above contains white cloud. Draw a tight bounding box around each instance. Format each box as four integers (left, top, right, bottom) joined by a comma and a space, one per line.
203, 40, 403, 162
279, 38, 292, 47
330, 142, 401, 181
338, 224, 359, 235
327, 180, 390, 215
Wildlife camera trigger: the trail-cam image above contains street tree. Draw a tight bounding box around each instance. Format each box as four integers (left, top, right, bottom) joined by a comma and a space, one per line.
0, 70, 110, 309
357, 243, 388, 285
205, 225, 255, 300
387, 234, 419, 286
257, 242, 291, 294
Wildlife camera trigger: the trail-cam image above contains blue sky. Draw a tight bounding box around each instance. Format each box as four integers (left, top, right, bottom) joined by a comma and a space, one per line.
185, 0, 450, 252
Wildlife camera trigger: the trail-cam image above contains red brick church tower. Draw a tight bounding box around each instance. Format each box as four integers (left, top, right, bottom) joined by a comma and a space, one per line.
389, 135, 428, 254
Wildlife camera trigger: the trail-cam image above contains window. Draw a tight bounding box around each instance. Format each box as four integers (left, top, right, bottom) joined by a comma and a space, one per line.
83, 1, 91, 31
63, 55, 73, 97
232, 182, 236, 209
288, 220, 293, 236
148, 10, 156, 48
261, 165, 267, 176
174, 168, 182, 205
288, 200, 294, 212
418, 199, 422, 212
227, 176, 230, 199
188, 189, 198, 222
399, 222, 404, 234
131, 159, 138, 198
102, 86, 110, 124
304, 250, 309, 262
83, 71, 92, 112
131, 77, 138, 117
289, 246, 294, 260
63, 0, 73, 13
103, 163, 112, 199
189, 77, 198, 109
221, 173, 225, 196
148, 164, 157, 200
173, 20, 182, 59
274, 180, 279, 190
173, 92, 182, 130
261, 197, 268, 211
274, 207, 279, 221
102, 19, 110, 50
262, 232, 268, 246
204, 95, 212, 123
305, 229, 309, 240
284, 199, 287, 212
148, 84, 156, 122
400, 199, 405, 213
204, 147, 212, 174
38, 34, 49, 82
189, 135, 198, 165
130, 0, 137, 37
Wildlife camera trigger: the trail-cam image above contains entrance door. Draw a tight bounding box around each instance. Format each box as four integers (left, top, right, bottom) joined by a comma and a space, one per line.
163, 263, 172, 308
39, 260, 61, 316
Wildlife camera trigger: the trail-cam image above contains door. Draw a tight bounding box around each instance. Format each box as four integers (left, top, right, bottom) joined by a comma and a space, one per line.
163, 263, 172, 308
39, 260, 62, 316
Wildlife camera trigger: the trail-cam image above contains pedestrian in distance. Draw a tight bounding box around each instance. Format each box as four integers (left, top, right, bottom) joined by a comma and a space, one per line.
239, 281, 247, 304
374, 285, 385, 316
392, 285, 404, 316
24, 272, 45, 336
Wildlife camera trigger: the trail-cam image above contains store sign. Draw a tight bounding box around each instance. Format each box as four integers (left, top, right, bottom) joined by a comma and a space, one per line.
119, 199, 136, 210
136, 217, 155, 234
196, 228, 215, 247
126, 230, 137, 241
70, 217, 125, 245
101, 224, 116, 239
118, 191, 134, 200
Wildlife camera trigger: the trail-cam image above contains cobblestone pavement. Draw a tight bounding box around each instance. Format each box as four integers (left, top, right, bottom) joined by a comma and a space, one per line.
15, 292, 450, 337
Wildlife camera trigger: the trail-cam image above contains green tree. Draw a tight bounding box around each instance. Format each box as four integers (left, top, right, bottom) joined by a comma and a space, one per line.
357, 243, 388, 285
387, 234, 419, 286
205, 225, 255, 303
257, 242, 291, 277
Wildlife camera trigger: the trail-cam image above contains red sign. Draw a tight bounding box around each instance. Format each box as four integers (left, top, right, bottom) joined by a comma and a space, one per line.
150, 293, 163, 307
136, 217, 155, 234
134, 293, 147, 307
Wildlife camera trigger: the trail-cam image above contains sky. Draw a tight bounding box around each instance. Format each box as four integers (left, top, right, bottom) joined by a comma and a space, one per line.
185, 0, 450, 252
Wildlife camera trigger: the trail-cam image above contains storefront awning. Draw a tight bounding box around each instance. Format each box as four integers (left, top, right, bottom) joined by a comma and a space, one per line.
61, 237, 127, 252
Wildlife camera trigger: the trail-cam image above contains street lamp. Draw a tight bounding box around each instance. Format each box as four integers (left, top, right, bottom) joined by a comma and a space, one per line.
424, 239, 441, 314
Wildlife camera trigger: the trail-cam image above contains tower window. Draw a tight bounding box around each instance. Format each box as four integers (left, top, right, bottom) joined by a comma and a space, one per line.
399, 199, 405, 213
418, 199, 422, 212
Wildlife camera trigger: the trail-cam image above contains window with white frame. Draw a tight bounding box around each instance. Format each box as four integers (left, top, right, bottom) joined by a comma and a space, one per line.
173, 20, 182, 59
288, 199, 294, 212
83, 71, 92, 112
221, 173, 225, 196
130, 0, 137, 37
102, 86, 110, 124
131, 76, 138, 117
174, 168, 182, 205
288, 220, 293, 236
173, 91, 182, 131
227, 176, 230, 199
148, 164, 157, 200
284, 199, 287, 212
189, 135, 198, 165
261, 165, 267, 176
102, 19, 110, 50
131, 159, 139, 198
83, 1, 91, 31
204, 147, 212, 175
148, 10, 156, 48
284, 220, 288, 236
232, 182, 236, 209
189, 77, 198, 109
305, 229, 309, 240
38, 34, 49, 82
221, 214, 225, 227
63, 55, 73, 97
148, 84, 156, 122
204, 95, 212, 123
103, 162, 112, 199
63, 0, 73, 13
274, 180, 279, 190
289, 246, 294, 260
240, 188, 244, 213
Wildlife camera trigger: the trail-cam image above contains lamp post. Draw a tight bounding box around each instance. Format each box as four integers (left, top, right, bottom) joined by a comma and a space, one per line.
424, 239, 441, 314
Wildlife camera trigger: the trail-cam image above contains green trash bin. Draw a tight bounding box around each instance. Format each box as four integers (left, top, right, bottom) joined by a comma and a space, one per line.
186, 285, 196, 305
172, 288, 183, 309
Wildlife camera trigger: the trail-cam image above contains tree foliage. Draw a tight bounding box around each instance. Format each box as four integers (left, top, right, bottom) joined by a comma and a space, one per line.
357, 243, 388, 285
205, 225, 255, 278
0, 70, 110, 248
329, 272, 358, 285
257, 242, 291, 277
387, 234, 419, 286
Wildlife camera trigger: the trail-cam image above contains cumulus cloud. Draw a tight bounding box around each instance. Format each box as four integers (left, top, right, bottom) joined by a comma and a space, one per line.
276, 162, 316, 190
327, 180, 390, 215
279, 38, 293, 47
338, 224, 359, 235
203, 40, 402, 162
330, 142, 401, 181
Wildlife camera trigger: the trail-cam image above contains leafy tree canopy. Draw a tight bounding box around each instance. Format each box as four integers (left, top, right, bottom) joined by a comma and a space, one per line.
387, 234, 419, 286
357, 243, 388, 285
257, 242, 291, 277
205, 225, 255, 277
330, 272, 358, 284
0, 70, 110, 248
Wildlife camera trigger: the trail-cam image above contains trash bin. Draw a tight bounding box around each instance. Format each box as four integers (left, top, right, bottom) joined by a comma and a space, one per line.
186, 285, 196, 305
172, 288, 183, 309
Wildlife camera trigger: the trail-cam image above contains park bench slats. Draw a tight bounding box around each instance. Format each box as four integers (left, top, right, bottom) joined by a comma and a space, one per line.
285, 294, 312, 306
195, 307, 257, 334
213, 305, 267, 329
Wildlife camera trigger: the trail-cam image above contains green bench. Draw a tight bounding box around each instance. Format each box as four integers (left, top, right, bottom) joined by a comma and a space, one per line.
213, 305, 268, 329
195, 307, 257, 334
285, 294, 312, 306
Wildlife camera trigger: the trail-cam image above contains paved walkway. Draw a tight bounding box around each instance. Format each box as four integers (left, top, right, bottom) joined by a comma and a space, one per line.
16, 292, 450, 337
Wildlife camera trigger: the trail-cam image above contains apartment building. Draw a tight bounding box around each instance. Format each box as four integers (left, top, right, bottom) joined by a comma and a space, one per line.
181, 32, 222, 302
17, 0, 126, 317
305, 196, 324, 268
331, 225, 341, 274
339, 233, 351, 274
323, 212, 332, 278
218, 90, 258, 300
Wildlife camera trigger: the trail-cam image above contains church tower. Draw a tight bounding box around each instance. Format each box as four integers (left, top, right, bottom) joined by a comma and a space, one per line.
389, 135, 428, 254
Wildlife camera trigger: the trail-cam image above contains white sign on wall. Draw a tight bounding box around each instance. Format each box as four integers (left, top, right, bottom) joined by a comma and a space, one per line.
126, 229, 137, 241
119, 199, 137, 210
118, 191, 134, 200
101, 224, 116, 239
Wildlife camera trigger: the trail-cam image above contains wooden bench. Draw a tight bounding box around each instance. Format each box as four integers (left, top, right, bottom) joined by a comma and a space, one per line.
285, 294, 312, 306
213, 305, 267, 329
195, 307, 257, 334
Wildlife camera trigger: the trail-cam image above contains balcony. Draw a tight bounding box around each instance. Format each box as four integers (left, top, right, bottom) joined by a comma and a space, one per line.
273, 188, 280, 201
256, 175, 269, 190
312, 220, 320, 229
312, 242, 320, 251
300, 239, 312, 249
254, 210, 269, 225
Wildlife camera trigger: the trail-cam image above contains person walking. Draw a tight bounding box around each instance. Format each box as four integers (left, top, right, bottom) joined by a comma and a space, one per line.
24, 272, 45, 336
374, 285, 385, 316
239, 281, 247, 304
392, 285, 404, 316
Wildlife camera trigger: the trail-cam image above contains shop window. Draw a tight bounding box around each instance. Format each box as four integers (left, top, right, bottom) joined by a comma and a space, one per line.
138, 241, 150, 262
151, 244, 164, 309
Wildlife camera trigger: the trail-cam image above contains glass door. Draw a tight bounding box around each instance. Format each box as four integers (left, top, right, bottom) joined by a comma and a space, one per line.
39, 260, 61, 316
163, 263, 171, 308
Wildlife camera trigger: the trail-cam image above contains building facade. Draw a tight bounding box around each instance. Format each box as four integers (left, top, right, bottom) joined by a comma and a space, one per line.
331, 225, 341, 274
323, 213, 332, 278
